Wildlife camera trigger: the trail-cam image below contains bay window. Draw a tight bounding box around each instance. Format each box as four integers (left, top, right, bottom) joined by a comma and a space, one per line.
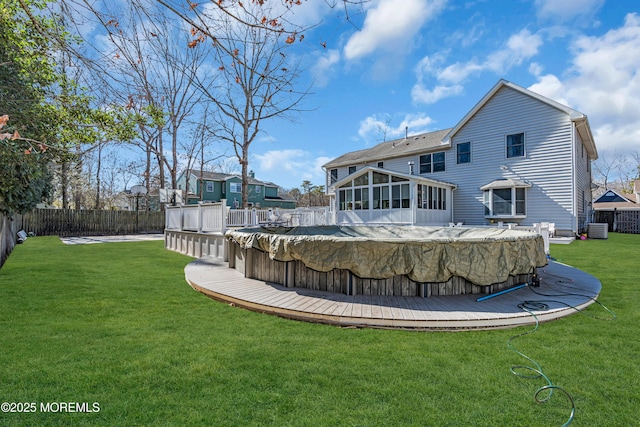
482, 186, 527, 218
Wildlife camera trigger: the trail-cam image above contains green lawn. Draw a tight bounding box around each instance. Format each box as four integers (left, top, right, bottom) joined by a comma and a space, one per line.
0, 234, 638, 426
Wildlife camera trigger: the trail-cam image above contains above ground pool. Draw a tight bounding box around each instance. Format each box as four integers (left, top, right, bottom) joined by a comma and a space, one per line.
225, 225, 548, 298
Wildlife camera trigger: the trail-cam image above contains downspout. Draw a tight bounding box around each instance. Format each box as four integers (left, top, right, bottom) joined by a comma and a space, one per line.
451, 187, 455, 224
571, 122, 578, 235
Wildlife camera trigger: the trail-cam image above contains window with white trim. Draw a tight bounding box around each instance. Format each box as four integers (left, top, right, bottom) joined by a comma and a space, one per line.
206, 182, 214, 192
339, 171, 409, 211
338, 173, 369, 211
230, 182, 241, 193
418, 185, 446, 210
372, 171, 389, 209
483, 187, 526, 217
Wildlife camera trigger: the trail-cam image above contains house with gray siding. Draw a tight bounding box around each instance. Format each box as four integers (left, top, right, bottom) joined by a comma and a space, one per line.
323, 79, 597, 236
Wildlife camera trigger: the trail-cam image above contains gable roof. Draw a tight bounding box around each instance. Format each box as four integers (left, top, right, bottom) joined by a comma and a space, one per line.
329, 166, 457, 191
442, 79, 597, 160
594, 189, 636, 204
323, 80, 598, 171
593, 188, 639, 210
323, 128, 452, 169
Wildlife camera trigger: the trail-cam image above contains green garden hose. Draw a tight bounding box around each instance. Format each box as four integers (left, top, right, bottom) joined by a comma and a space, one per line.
508, 273, 616, 426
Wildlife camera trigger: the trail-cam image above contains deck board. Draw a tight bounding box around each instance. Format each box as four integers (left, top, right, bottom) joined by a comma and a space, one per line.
185, 258, 602, 330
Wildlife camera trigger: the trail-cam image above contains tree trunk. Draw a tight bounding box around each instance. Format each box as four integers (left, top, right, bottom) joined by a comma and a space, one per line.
95, 141, 102, 209
60, 159, 69, 209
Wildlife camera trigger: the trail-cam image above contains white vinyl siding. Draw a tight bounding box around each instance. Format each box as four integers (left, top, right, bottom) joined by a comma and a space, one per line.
326, 84, 590, 234
574, 129, 593, 232
448, 86, 576, 231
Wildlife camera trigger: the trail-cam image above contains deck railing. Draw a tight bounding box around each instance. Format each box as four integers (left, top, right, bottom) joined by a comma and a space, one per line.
165, 199, 332, 234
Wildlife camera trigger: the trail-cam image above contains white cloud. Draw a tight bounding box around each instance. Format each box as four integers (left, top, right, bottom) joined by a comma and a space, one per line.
411, 84, 464, 104
341, 0, 447, 79
412, 29, 543, 104
527, 73, 569, 106
358, 113, 435, 143
311, 49, 341, 87
344, 0, 444, 60
528, 13, 640, 154
442, 29, 543, 82
252, 150, 329, 189
535, 0, 605, 22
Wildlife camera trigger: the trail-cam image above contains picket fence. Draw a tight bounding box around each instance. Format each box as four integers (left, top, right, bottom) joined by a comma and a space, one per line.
165, 200, 331, 233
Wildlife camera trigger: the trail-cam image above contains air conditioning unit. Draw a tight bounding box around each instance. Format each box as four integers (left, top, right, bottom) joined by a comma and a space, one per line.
588, 223, 608, 239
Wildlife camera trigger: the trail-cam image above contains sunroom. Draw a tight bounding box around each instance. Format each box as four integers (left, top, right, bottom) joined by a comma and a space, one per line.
329, 166, 457, 226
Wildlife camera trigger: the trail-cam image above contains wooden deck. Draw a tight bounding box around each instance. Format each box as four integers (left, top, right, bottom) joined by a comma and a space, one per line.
184, 258, 602, 330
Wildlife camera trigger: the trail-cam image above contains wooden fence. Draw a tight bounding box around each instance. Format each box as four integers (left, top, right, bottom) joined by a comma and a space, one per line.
1, 214, 18, 268
594, 209, 640, 234
20, 209, 165, 237
615, 210, 640, 234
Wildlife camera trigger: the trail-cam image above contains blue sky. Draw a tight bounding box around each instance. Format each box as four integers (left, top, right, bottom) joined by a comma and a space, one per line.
243, 0, 640, 190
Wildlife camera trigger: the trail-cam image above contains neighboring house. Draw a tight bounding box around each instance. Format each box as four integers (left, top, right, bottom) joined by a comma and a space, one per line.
124, 188, 162, 211
592, 183, 640, 232
593, 183, 640, 211
176, 170, 296, 209
323, 79, 597, 236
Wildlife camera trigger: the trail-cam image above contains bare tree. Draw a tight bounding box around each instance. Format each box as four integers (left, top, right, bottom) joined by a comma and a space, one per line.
592, 153, 619, 194
193, 7, 309, 207
69, 0, 216, 194
155, 0, 368, 48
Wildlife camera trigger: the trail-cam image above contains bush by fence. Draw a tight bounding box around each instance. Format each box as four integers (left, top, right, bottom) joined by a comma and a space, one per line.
20, 209, 165, 237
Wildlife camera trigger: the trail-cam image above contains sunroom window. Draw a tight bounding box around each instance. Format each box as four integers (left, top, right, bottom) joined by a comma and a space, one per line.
418, 185, 446, 210
339, 171, 410, 211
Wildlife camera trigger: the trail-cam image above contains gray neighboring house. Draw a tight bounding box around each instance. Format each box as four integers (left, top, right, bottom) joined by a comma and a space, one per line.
323, 79, 597, 236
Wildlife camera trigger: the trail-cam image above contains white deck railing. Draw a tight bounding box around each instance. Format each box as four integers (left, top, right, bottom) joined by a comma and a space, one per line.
165, 199, 332, 234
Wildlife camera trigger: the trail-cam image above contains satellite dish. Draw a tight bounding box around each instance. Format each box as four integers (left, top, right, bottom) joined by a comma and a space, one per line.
130, 185, 147, 195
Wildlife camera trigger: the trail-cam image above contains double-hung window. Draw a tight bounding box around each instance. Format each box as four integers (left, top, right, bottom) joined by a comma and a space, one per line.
419, 151, 445, 173
330, 169, 338, 185
506, 133, 525, 158
457, 142, 471, 164
230, 182, 241, 193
